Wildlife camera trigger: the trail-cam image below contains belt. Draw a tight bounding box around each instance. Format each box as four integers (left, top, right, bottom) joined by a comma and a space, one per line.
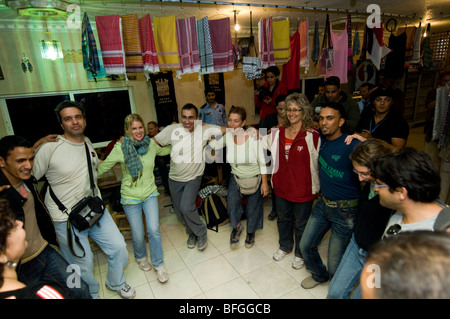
321, 195, 359, 208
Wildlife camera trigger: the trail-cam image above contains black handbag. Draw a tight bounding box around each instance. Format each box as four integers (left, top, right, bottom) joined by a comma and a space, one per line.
49, 142, 105, 257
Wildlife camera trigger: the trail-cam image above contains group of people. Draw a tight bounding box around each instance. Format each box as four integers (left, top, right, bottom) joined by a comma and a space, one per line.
1, 67, 449, 299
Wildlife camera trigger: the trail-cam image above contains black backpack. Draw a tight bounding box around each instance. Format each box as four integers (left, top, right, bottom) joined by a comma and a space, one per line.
199, 193, 230, 232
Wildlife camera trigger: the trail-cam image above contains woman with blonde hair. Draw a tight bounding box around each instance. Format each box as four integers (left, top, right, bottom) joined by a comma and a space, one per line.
262, 93, 321, 270
98, 114, 171, 283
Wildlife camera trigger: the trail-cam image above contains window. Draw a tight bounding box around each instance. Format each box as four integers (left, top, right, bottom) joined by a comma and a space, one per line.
1, 88, 135, 147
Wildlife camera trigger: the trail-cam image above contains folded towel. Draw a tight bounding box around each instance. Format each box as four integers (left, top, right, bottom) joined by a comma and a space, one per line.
258, 17, 275, 69
196, 17, 214, 75
176, 16, 200, 76
139, 14, 160, 76
153, 15, 180, 70
121, 14, 144, 73
272, 18, 290, 65
81, 12, 100, 78
208, 17, 234, 73
95, 15, 126, 75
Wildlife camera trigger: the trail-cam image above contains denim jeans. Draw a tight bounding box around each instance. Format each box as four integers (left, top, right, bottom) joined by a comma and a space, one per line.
18, 245, 91, 299
227, 174, 263, 233
54, 209, 128, 299
276, 196, 314, 258
300, 198, 357, 282
328, 234, 366, 299
122, 196, 164, 267
169, 176, 206, 237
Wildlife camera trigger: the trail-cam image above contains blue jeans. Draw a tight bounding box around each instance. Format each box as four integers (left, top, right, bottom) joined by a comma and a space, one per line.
18, 245, 91, 299
54, 209, 128, 299
328, 234, 366, 299
122, 196, 164, 267
299, 198, 357, 282
227, 174, 263, 233
276, 196, 314, 258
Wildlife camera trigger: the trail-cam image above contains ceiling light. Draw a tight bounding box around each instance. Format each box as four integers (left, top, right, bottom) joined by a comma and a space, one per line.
234, 10, 240, 32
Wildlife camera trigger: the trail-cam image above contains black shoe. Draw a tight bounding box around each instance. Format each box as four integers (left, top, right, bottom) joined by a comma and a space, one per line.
268, 211, 277, 221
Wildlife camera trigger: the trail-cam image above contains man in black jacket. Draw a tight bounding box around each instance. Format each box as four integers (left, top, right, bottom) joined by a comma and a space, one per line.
0, 135, 90, 299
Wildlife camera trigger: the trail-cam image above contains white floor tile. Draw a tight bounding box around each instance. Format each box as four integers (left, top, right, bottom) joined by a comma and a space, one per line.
189, 255, 240, 291
149, 268, 202, 299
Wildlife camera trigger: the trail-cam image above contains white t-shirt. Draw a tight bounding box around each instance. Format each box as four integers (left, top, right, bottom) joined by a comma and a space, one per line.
33, 136, 101, 222
382, 211, 439, 238
154, 123, 222, 182
208, 131, 268, 178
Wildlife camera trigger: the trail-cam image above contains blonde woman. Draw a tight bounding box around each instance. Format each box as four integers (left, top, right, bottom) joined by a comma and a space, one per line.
98, 114, 171, 283
262, 93, 321, 270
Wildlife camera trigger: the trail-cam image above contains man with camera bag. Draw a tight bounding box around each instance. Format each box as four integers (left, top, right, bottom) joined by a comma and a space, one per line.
33, 101, 135, 299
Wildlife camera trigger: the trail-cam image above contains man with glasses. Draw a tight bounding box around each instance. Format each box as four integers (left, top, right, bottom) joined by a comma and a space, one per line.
299, 102, 361, 289
372, 147, 444, 239
153, 104, 226, 251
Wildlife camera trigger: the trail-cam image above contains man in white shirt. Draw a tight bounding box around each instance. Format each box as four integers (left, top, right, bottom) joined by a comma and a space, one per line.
153, 104, 225, 251
33, 101, 134, 299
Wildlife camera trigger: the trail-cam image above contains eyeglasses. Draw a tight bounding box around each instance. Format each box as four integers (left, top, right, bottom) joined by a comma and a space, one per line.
286, 108, 303, 113
353, 169, 371, 178
383, 223, 402, 239
372, 181, 389, 188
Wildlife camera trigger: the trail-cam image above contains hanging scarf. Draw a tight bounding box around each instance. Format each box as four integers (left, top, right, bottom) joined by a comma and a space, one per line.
312, 19, 320, 64
81, 12, 100, 80
121, 135, 150, 182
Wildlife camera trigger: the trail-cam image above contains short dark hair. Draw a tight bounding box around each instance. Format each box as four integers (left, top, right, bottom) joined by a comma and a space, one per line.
373, 148, 441, 203
0, 135, 33, 159
359, 82, 375, 90
320, 101, 347, 119
147, 121, 158, 127
54, 100, 86, 124
264, 66, 280, 77
370, 86, 395, 100
366, 231, 450, 299
275, 94, 287, 106
181, 103, 199, 117
324, 76, 340, 89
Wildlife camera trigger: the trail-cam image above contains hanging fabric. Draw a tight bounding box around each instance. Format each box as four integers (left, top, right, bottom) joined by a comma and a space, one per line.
384, 32, 407, 78
317, 14, 333, 76
366, 23, 391, 70
121, 14, 144, 73
95, 15, 126, 76
282, 20, 300, 89
153, 15, 180, 70
176, 16, 201, 77
272, 18, 290, 65
398, 26, 416, 61
312, 19, 320, 64
410, 23, 422, 64
299, 18, 309, 74
326, 19, 348, 83
358, 25, 368, 62
347, 14, 353, 70
139, 14, 160, 78
81, 12, 100, 80
352, 29, 360, 57
258, 17, 275, 69
196, 16, 214, 75
208, 17, 234, 73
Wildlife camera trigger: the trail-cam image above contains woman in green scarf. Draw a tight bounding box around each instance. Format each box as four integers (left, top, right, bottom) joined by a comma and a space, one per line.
98, 114, 171, 283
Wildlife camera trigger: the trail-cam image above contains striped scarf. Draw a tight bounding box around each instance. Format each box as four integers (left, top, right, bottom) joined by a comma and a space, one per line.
121, 135, 150, 182
81, 12, 100, 78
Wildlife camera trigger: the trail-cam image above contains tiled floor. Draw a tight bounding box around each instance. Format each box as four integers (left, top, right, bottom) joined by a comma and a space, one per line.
93, 126, 426, 299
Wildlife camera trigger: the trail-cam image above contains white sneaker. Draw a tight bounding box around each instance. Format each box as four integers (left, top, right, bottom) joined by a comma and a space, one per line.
292, 257, 304, 270
136, 257, 152, 271
272, 248, 292, 261
155, 265, 169, 283
106, 283, 136, 299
